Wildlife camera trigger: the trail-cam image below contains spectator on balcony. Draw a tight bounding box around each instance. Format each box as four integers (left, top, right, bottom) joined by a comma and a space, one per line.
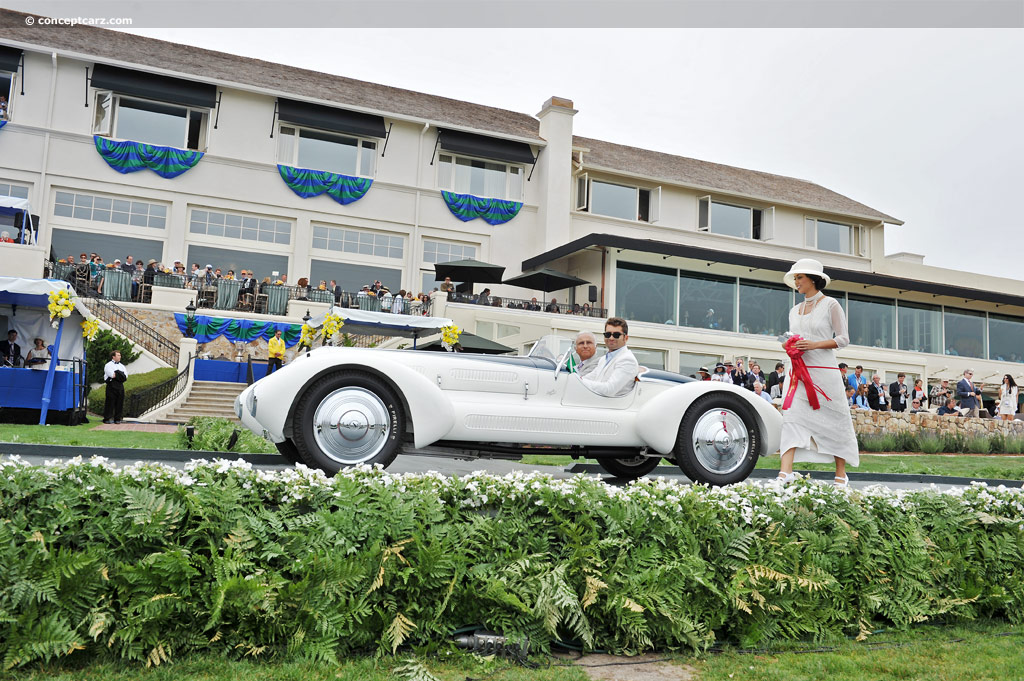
392, 289, 406, 315
477, 288, 491, 305
371, 280, 383, 294
121, 255, 135, 273
440, 277, 455, 295
330, 280, 342, 305
380, 287, 393, 312
213, 268, 223, 280
545, 298, 560, 313
0, 231, 13, 243
259, 276, 272, 293
188, 263, 201, 287
239, 270, 257, 307
224, 269, 235, 280
581, 303, 592, 317
143, 259, 158, 286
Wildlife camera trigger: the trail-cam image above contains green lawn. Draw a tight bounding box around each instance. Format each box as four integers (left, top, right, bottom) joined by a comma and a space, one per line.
3, 621, 1020, 681
0, 422, 180, 449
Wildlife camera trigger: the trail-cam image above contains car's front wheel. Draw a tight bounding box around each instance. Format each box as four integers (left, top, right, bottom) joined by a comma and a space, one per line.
291, 372, 405, 475
675, 393, 760, 486
596, 454, 663, 481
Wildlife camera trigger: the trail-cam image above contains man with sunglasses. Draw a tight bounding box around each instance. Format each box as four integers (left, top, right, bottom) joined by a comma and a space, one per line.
580, 317, 639, 397
957, 369, 980, 418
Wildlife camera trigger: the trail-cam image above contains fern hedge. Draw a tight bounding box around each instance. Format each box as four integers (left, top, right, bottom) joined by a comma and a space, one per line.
1, 457, 1023, 670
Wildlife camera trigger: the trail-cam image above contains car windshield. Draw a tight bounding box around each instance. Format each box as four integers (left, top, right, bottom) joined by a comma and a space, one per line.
527, 335, 574, 361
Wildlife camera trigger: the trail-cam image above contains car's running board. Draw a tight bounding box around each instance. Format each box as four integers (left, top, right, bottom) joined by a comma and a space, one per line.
404, 442, 647, 462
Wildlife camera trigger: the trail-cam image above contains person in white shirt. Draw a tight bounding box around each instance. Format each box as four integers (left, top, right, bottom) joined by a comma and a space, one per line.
102, 350, 128, 424
580, 317, 639, 397
752, 381, 772, 403
569, 331, 600, 377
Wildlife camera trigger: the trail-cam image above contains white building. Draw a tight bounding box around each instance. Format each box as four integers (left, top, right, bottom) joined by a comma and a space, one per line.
2, 10, 1023, 395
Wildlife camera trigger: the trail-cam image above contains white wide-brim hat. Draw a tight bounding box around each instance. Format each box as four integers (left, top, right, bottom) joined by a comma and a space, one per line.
783, 258, 831, 289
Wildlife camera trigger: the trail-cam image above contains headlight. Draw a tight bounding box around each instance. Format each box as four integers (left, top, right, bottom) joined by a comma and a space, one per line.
247, 388, 258, 417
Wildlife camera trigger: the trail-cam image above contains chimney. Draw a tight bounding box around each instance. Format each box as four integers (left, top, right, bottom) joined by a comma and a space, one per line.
535, 97, 577, 252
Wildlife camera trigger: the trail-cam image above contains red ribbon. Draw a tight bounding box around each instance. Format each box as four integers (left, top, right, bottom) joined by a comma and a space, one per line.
782, 335, 833, 411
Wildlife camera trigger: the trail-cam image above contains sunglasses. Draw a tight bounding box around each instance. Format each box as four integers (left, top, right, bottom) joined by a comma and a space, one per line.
603, 331, 624, 339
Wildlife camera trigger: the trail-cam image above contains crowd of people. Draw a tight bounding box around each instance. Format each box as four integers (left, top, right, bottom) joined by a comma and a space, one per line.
441, 278, 605, 317
53, 254, 434, 315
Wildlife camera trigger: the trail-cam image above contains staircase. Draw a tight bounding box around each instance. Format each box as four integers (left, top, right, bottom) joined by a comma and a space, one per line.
156, 381, 246, 424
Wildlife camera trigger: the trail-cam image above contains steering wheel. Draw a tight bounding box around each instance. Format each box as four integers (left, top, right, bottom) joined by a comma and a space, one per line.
554, 347, 572, 380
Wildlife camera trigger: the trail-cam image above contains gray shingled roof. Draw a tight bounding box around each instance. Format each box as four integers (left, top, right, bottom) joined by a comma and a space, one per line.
0, 9, 544, 142
0, 8, 899, 223
575, 136, 901, 224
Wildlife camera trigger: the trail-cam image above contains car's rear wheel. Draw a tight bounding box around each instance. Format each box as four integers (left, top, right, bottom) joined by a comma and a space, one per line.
275, 439, 302, 465
291, 372, 405, 475
675, 393, 760, 486
596, 454, 663, 481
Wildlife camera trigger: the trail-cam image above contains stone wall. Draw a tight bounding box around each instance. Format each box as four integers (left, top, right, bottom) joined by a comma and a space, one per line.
852, 409, 1024, 437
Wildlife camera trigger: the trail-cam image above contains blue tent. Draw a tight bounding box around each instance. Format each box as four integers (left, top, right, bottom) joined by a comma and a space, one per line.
0, 196, 35, 244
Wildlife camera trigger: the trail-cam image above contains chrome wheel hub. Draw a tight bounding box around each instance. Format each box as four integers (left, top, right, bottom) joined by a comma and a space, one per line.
312, 387, 390, 465
691, 408, 749, 475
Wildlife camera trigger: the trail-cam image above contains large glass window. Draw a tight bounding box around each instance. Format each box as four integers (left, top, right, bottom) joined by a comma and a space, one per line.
422, 240, 476, 264
189, 209, 290, 245
0, 182, 28, 199
93, 93, 207, 150
632, 348, 666, 371
0, 72, 12, 120
898, 301, 941, 354
591, 180, 639, 221
847, 294, 894, 348
679, 352, 720, 379
679, 272, 736, 332
989, 314, 1024, 363
312, 225, 403, 259
739, 280, 791, 337
944, 307, 986, 358
710, 202, 752, 239
54, 190, 166, 229
278, 125, 376, 177
615, 262, 677, 325
438, 154, 522, 200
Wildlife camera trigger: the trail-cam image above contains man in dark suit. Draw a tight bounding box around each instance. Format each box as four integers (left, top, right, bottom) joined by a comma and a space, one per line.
238, 270, 258, 309
766, 362, 785, 395
330, 280, 344, 305
0, 329, 22, 367
957, 369, 980, 418
889, 372, 909, 412
868, 374, 889, 411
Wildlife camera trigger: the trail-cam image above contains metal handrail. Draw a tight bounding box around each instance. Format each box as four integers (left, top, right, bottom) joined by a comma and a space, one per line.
125, 355, 193, 418
51, 262, 180, 366
447, 293, 607, 317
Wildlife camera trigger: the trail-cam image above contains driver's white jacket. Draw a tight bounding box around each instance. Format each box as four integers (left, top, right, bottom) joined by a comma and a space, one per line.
581, 346, 639, 397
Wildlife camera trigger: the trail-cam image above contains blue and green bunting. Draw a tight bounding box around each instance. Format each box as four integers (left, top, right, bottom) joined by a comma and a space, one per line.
173, 314, 302, 347
94, 136, 204, 178
441, 190, 523, 225
0, 121, 6, 130
277, 164, 373, 205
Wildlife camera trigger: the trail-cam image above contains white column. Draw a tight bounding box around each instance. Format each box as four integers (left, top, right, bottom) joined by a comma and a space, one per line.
535, 97, 577, 253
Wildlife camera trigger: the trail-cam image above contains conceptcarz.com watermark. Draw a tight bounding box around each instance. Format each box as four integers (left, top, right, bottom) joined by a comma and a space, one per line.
24, 15, 133, 27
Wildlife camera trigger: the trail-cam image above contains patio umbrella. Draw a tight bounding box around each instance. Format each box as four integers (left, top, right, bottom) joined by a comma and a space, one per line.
502, 268, 589, 292
432, 258, 506, 285
415, 331, 515, 354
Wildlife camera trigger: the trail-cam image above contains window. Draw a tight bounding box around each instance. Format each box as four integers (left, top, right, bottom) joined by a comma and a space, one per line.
310, 259, 400, 294
190, 209, 290, 245
738, 280, 792, 337
989, 314, 1024, 363
897, 301, 941, 354
92, 92, 208, 150
312, 225, 403, 259
0, 182, 29, 200
580, 178, 659, 223
632, 348, 666, 371
805, 217, 862, 255
944, 307, 986, 359
697, 198, 771, 240
616, 262, 677, 325
437, 153, 522, 201
54, 190, 166, 229
679, 352, 721, 379
422, 240, 476, 264
0, 71, 13, 120
278, 125, 376, 177
847, 294, 894, 348
680, 272, 736, 332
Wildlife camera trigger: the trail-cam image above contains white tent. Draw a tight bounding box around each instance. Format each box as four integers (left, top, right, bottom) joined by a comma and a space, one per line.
0, 196, 35, 244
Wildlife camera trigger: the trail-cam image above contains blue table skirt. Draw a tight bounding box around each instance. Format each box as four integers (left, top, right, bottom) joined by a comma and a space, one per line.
193, 359, 269, 383
0, 367, 78, 410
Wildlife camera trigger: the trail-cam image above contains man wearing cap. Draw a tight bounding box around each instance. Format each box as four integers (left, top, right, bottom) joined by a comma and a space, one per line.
580, 317, 639, 397
930, 378, 951, 408
143, 259, 158, 286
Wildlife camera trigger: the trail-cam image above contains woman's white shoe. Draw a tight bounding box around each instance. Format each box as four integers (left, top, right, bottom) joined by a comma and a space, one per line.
834, 474, 850, 488
776, 471, 800, 484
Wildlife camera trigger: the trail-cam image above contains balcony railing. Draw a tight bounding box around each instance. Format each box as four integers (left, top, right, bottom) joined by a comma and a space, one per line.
447, 292, 607, 318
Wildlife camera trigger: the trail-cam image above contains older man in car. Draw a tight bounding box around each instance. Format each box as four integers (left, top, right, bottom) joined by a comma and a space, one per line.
568, 330, 600, 377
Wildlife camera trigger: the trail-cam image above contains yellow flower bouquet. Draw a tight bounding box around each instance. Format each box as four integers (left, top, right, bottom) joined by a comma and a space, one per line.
46, 290, 75, 329
298, 322, 316, 349
81, 316, 100, 342
441, 324, 461, 352
321, 313, 344, 341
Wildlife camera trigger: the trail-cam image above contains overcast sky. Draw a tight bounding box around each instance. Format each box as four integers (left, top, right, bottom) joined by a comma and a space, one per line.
118, 28, 1023, 278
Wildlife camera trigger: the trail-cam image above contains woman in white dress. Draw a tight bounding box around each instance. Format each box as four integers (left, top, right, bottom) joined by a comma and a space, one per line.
997, 374, 1018, 421
776, 259, 859, 486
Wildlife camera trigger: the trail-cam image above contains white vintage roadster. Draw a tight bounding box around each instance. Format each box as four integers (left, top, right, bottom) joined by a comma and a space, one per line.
235, 336, 782, 485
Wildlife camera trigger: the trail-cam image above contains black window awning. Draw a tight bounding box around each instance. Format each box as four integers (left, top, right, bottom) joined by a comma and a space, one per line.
91, 63, 217, 109
438, 128, 535, 165
0, 45, 23, 73
277, 98, 386, 139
